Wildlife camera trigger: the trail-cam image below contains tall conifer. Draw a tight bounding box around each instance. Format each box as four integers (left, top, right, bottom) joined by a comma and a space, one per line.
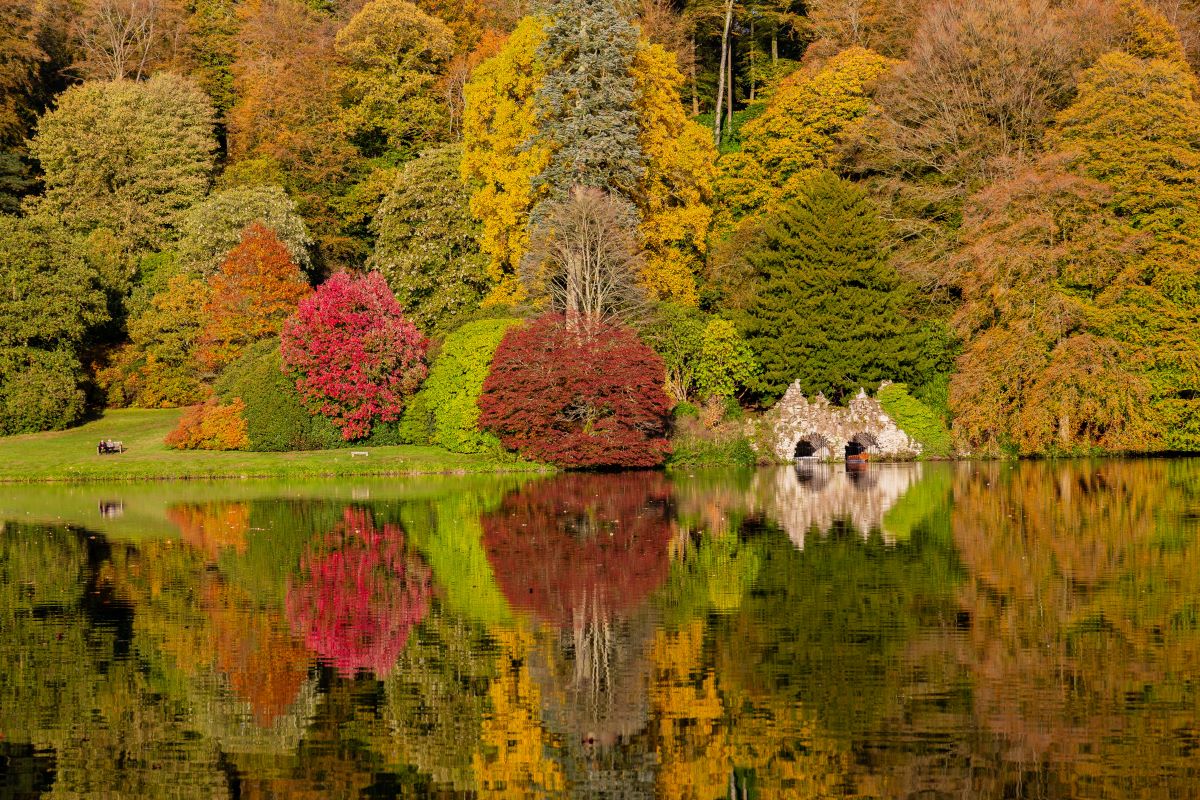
737, 171, 932, 403
532, 0, 644, 211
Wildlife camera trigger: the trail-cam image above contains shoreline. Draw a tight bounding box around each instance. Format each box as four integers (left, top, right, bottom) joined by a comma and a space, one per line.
0, 408, 549, 485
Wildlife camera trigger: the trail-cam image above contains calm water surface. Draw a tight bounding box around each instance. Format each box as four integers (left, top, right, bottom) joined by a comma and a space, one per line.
1, 460, 1199, 798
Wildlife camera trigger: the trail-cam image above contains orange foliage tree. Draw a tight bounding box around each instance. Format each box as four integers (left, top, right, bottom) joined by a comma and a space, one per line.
198, 222, 311, 372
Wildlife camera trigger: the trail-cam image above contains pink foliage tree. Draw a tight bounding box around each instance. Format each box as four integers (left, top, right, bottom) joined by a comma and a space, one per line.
281, 271, 428, 440
286, 508, 431, 677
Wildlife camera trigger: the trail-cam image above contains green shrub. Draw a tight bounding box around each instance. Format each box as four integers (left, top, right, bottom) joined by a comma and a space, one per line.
668, 419, 757, 469
0, 348, 87, 435
877, 382, 954, 458
398, 391, 434, 446
673, 401, 699, 419
414, 318, 521, 454
215, 340, 341, 452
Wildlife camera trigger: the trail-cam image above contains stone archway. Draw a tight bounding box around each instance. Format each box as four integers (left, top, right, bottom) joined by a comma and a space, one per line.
792, 433, 831, 460
844, 432, 880, 459
757, 382, 924, 463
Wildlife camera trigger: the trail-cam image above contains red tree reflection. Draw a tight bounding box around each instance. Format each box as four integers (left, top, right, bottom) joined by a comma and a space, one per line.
481, 473, 675, 627
286, 508, 431, 677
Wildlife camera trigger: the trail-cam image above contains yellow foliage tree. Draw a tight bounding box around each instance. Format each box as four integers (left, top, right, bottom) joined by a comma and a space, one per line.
725, 46, 895, 221
649, 620, 729, 799
461, 17, 550, 306
632, 42, 718, 306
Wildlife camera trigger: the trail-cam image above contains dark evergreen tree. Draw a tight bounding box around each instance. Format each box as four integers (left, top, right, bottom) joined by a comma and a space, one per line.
532, 0, 645, 210
737, 171, 933, 403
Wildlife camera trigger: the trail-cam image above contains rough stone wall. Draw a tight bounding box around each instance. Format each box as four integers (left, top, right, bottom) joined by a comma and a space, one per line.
750, 381, 923, 462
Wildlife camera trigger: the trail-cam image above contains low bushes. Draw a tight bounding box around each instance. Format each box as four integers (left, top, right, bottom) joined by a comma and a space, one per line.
165, 398, 249, 450
406, 318, 521, 453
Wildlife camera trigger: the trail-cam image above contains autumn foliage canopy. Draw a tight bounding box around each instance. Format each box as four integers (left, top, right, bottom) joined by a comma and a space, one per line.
477, 314, 672, 468
199, 223, 312, 372
281, 271, 428, 440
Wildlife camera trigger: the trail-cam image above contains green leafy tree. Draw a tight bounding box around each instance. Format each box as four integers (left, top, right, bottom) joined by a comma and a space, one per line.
28, 73, 216, 255
0, 218, 107, 433
0, 348, 87, 434
369, 145, 490, 332
646, 304, 755, 402
736, 171, 933, 403
533, 0, 644, 208
335, 0, 455, 156
176, 185, 313, 276
0, 217, 107, 351
215, 339, 342, 451
694, 318, 757, 399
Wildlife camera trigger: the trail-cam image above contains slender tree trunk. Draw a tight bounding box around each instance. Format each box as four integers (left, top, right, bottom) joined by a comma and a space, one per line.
712, 0, 734, 145
772, 28, 778, 64
690, 34, 699, 116
726, 27, 734, 133
748, 17, 756, 102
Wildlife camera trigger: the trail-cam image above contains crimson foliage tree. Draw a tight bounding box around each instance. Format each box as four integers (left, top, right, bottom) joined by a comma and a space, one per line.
477, 315, 672, 468
281, 272, 428, 440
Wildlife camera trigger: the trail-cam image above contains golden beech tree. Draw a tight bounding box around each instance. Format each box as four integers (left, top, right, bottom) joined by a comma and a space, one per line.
741, 46, 894, 184
716, 46, 894, 228
632, 42, 718, 305
335, 0, 455, 155
461, 16, 550, 305
198, 223, 311, 372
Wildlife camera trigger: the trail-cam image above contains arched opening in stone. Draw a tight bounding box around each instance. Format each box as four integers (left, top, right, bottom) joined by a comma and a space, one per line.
845, 432, 879, 460
793, 434, 829, 461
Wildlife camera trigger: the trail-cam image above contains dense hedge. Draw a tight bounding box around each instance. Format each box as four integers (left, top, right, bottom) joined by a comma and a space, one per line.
877, 382, 953, 458
409, 318, 522, 454
215, 340, 341, 452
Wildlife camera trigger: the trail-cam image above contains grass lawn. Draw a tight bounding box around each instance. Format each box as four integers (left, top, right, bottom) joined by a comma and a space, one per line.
0, 409, 544, 483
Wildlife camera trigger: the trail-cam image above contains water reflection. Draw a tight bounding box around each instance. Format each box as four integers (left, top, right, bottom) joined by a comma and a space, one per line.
753, 463, 933, 547
0, 461, 1199, 797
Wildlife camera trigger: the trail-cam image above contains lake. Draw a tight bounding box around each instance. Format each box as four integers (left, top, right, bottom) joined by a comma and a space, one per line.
1, 460, 1199, 798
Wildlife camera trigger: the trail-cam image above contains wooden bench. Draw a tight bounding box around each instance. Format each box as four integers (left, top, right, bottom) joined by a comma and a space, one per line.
351, 451, 369, 458
97, 440, 125, 455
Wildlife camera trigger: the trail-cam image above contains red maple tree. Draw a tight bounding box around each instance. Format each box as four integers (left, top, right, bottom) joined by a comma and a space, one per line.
477, 314, 672, 468
281, 271, 428, 440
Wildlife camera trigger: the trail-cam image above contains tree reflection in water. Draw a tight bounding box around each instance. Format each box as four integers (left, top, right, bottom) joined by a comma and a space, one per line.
286, 507, 431, 678
481, 473, 675, 792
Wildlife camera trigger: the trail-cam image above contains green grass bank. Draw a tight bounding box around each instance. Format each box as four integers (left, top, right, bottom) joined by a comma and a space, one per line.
0, 409, 545, 483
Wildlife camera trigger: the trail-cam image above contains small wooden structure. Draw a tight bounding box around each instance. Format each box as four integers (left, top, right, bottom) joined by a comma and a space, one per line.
97, 440, 125, 455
